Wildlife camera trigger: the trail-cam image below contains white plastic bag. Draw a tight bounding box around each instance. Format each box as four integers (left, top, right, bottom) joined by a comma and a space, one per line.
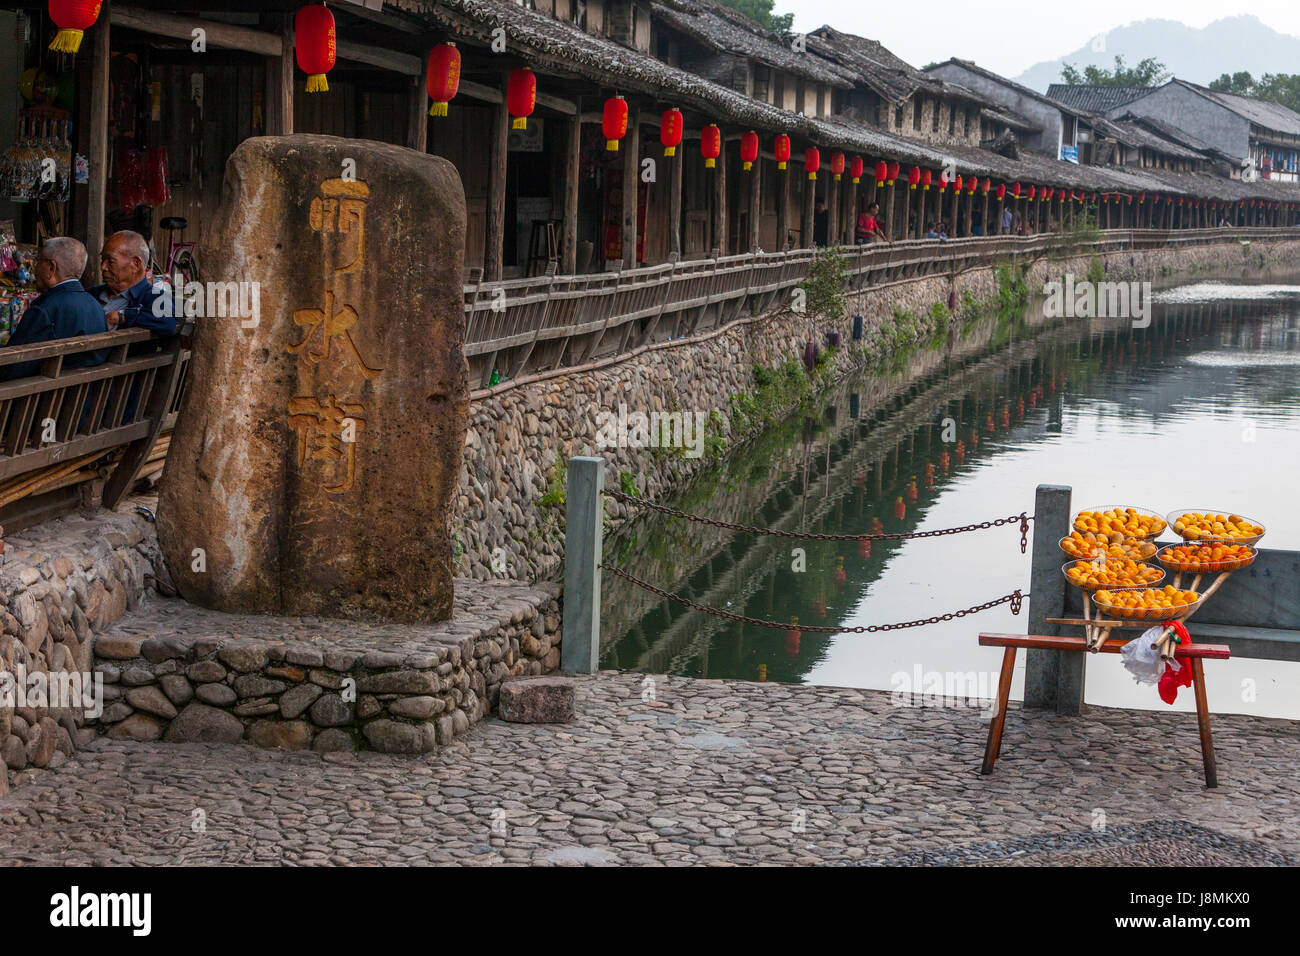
1120, 625, 1165, 684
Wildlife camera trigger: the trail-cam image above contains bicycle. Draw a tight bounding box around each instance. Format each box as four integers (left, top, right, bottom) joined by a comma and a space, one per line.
149, 215, 200, 288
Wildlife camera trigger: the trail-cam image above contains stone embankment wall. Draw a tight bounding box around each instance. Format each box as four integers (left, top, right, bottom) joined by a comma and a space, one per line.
455, 236, 1300, 584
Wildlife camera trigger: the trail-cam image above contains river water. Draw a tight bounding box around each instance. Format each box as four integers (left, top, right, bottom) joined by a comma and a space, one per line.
603, 270, 1300, 719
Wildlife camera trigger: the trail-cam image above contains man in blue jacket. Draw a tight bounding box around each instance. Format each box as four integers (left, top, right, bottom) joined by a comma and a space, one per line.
1, 237, 108, 381
89, 230, 174, 339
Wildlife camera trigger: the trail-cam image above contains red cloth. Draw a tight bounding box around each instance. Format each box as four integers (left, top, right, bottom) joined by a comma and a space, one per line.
1157, 661, 1194, 705
856, 213, 877, 239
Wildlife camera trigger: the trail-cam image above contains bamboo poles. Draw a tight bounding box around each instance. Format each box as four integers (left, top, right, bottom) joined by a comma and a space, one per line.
0, 434, 171, 509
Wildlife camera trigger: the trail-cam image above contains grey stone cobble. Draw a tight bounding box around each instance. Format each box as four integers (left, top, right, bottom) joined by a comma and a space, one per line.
2, 671, 1297, 865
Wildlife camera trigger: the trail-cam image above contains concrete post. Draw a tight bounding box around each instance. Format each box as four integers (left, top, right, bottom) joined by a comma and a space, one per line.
562, 456, 605, 674
1024, 484, 1085, 714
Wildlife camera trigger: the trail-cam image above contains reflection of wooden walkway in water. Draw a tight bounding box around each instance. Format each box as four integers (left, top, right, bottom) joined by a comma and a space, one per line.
619, 322, 1089, 674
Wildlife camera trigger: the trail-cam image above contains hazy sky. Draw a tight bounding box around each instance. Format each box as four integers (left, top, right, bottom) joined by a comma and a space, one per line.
781, 2, 1300, 79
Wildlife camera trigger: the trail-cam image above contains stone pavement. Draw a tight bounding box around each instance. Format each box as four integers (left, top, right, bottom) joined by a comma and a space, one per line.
1, 672, 1297, 865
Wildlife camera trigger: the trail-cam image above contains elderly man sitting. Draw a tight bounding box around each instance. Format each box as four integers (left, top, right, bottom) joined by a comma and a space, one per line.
88, 230, 174, 336
1, 237, 107, 381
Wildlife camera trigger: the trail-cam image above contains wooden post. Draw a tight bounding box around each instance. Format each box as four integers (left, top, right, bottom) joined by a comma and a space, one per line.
776, 165, 789, 251
484, 74, 510, 281
85, 1, 112, 278
747, 154, 761, 253
981, 191, 990, 236
827, 176, 839, 248
845, 179, 858, 245
995, 196, 1005, 235
265, 12, 294, 137
802, 165, 815, 248
883, 180, 895, 240
714, 134, 728, 255
562, 112, 581, 275
1024, 484, 1085, 714
622, 110, 640, 269
669, 139, 683, 259
406, 46, 429, 151
562, 456, 604, 674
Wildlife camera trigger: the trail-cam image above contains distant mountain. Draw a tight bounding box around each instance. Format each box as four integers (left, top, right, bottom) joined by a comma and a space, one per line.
1015, 15, 1300, 93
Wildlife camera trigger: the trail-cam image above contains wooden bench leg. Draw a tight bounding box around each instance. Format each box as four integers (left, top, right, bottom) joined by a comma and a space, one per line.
982, 646, 1016, 775
1190, 657, 1218, 788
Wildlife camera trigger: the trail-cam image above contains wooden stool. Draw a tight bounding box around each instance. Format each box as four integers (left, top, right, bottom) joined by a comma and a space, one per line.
526, 219, 560, 277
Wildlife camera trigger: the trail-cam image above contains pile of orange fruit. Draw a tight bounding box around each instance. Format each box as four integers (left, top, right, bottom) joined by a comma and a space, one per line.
1065, 559, 1163, 589
1158, 543, 1256, 573
1061, 530, 1157, 561
1171, 512, 1264, 542
1073, 507, 1166, 539
1093, 585, 1200, 619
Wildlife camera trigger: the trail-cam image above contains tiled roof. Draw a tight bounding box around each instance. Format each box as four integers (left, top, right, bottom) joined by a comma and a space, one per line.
1045, 84, 1149, 115
1170, 79, 1300, 137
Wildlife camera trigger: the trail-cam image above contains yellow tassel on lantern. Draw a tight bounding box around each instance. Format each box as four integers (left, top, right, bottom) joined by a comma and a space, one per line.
512, 117, 527, 130
705, 158, 715, 168
49, 28, 84, 53
429, 101, 449, 117
305, 73, 329, 93
607, 140, 619, 151
777, 160, 786, 170
808, 171, 816, 181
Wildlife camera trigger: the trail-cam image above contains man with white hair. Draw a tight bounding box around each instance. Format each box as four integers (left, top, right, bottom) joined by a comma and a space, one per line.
88, 230, 173, 336
1, 236, 108, 380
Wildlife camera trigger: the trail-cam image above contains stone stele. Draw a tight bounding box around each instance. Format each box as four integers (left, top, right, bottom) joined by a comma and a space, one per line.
158, 135, 468, 622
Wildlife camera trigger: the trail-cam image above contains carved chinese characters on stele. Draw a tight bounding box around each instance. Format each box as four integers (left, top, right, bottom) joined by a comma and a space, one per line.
287, 178, 382, 494
157, 135, 469, 623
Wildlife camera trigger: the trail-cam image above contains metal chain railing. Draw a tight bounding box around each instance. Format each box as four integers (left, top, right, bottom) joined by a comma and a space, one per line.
605, 489, 1032, 553
602, 564, 1023, 633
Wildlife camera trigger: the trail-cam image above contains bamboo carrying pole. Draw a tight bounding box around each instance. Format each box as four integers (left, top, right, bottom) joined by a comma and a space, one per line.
0, 435, 171, 509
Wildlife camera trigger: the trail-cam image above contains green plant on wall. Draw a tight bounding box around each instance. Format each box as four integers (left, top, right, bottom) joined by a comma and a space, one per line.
804, 245, 850, 323
538, 451, 567, 510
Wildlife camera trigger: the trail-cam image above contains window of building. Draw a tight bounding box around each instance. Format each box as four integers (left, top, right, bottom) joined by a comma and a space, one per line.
895, 104, 904, 129
912, 98, 922, 131
947, 103, 956, 136
932, 101, 941, 133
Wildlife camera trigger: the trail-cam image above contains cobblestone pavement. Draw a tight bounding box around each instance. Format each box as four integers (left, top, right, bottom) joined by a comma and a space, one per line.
2, 672, 1297, 865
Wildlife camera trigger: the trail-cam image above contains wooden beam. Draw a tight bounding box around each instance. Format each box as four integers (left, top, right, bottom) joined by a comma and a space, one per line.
86, 1, 112, 280
669, 146, 683, 259
485, 75, 510, 281
336, 39, 421, 76
714, 137, 728, 255
459, 79, 504, 105
562, 110, 581, 274
264, 13, 293, 137
622, 111, 640, 269
747, 155, 761, 253
407, 46, 430, 152
111, 6, 280, 55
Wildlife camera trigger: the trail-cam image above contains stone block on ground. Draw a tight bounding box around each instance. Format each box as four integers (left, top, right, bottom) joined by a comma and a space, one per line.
498, 676, 575, 724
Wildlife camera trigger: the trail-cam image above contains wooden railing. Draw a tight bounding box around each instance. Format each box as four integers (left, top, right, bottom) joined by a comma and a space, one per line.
464, 226, 1297, 390
0, 325, 191, 521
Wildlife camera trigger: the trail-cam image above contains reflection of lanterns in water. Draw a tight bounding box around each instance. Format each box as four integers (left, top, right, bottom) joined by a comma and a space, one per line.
969, 430, 979, 450
858, 537, 871, 558
758, 663, 768, 681
923, 463, 935, 488
1016, 398, 1025, 418
894, 496, 906, 521
834, 557, 847, 585
1001, 407, 1010, 429
954, 440, 965, 461
813, 596, 827, 619
871, 517, 884, 535
906, 478, 918, 502
985, 413, 995, 433
785, 618, 800, 657
939, 451, 950, 473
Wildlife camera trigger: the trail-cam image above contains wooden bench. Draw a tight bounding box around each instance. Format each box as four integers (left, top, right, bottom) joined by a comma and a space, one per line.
979, 632, 1231, 787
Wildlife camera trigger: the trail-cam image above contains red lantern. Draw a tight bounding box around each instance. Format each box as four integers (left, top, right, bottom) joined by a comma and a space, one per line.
908, 166, 921, 190
887, 161, 900, 185
426, 44, 461, 117
851, 157, 865, 184
831, 151, 845, 181
774, 134, 791, 170
701, 124, 721, 168
507, 68, 536, 129
603, 96, 628, 151
968, 176, 978, 193
1011, 182, 1021, 198
1138, 192, 1145, 203
981, 178, 990, 194
954, 175, 964, 193
938, 173, 949, 192
874, 160, 886, 186
48, 0, 101, 53
660, 109, 683, 157
1028, 185, 1036, 201
295, 5, 336, 93
805, 147, 820, 181
740, 131, 759, 171
921, 168, 932, 190
996, 183, 1005, 200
